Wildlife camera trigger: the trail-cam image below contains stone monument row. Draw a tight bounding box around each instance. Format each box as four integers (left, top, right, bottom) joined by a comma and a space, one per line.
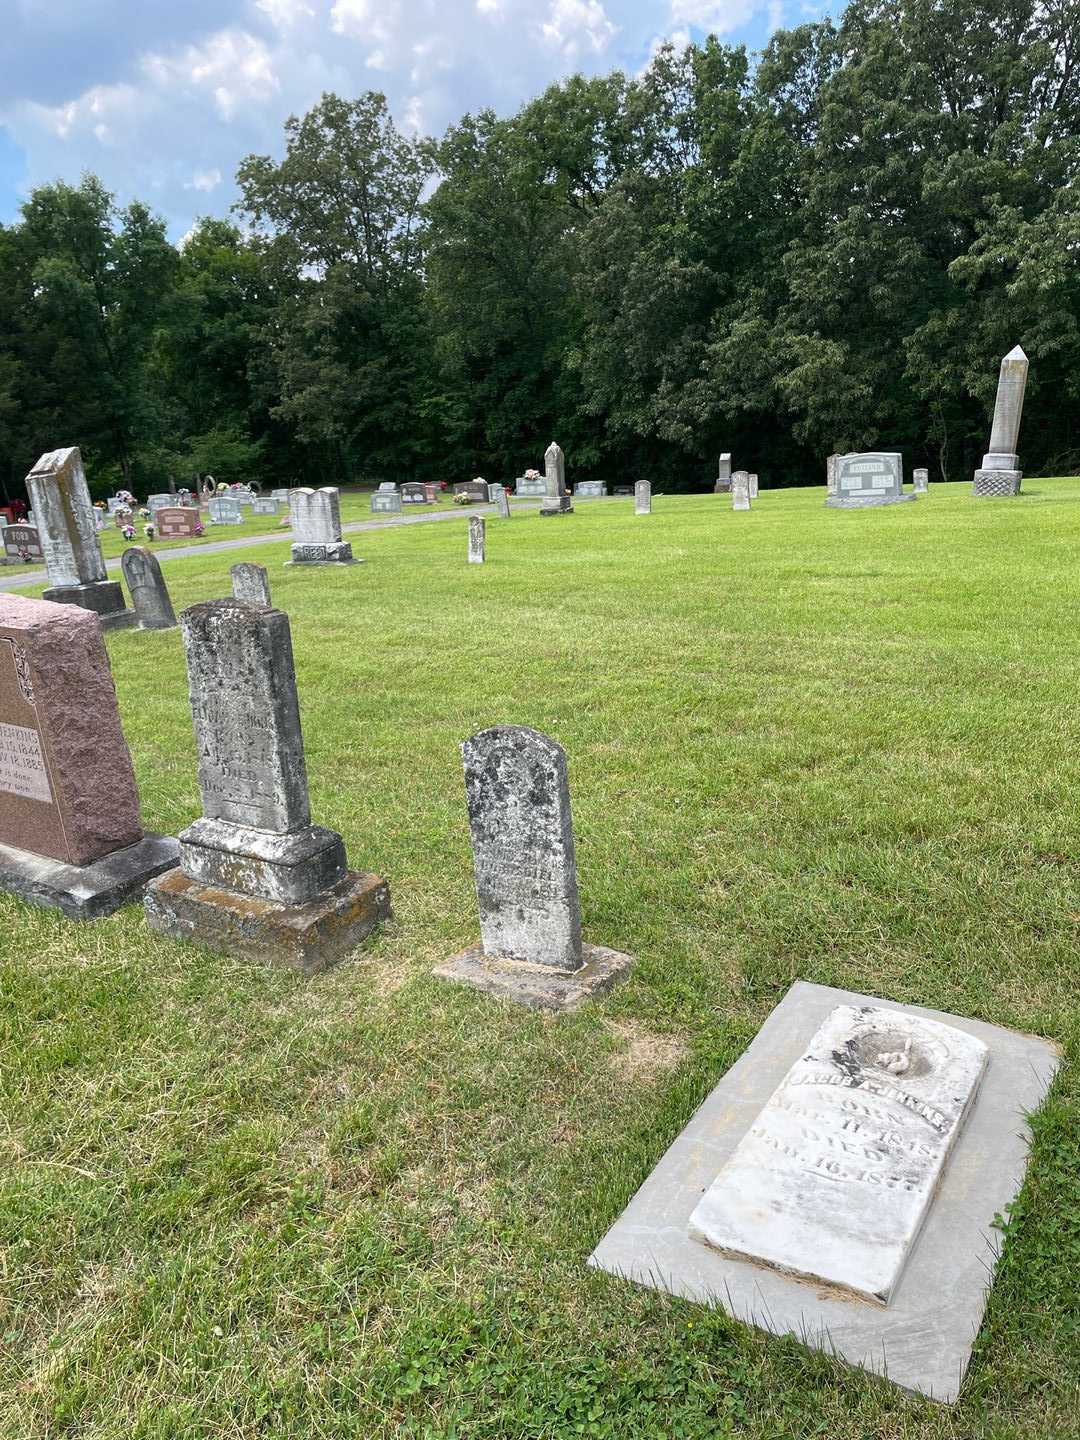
121, 548, 177, 631
288, 487, 356, 565
972, 345, 1028, 497
540, 442, 573, 517
144, 599, 390, 972
26, 447, 134, 629
434, 725, 633, 1010
0, 594, 178, 917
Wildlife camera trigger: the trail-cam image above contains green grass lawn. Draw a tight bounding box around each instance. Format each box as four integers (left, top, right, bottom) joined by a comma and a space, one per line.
3, 480, 1080, 1438
89, 490, 464, 559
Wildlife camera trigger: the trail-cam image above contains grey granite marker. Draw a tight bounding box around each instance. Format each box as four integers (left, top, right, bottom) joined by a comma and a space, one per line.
495, 486, 511, 519
288, 487, 356, 564
913, 467, 929, 493
973, 346, 1028, 496
230, 562, 272, 604
26, 447, 134, 629
827, 453, 913, 508
540, 442, 573, 516
714, 454, 732, 493
468, 514, 485, 564
434, 725, 632, 1010
634, 480, 651, 515
576, 481, 607, 499
144, 599, 389, 971
121, 548, 177, 630
732, 471, 751, 511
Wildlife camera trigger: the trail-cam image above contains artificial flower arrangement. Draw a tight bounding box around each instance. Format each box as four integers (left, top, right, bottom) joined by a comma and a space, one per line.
193, 520, 204, 536
144, 523, 155, 541
121, 524, 135, 542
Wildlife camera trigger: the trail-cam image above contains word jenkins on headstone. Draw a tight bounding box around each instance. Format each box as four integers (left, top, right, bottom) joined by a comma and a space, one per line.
973, 345, 1028, 497
288, 487, 357, 564
0, 595, 178, 917
26, 447, 134, 628
144, 600, 390, 972
434, 726, 633, 1010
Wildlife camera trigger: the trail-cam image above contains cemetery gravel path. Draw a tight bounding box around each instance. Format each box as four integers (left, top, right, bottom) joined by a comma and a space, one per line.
0, 502, 543, 593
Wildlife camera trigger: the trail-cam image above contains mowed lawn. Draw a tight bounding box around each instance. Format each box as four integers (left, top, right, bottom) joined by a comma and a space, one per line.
3, 481, 1080, 1439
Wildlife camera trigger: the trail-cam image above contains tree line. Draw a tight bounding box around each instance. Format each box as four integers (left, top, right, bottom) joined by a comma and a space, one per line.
1, 0, 1078, 502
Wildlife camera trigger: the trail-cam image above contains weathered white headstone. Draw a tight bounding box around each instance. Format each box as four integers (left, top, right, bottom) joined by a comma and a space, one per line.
732, 471, 751, 511
231, 562, 271, 604
434, 726, 633, 1010
576, 481, 606, 499
495, 486, 511, 520
288, 487, 355, 564
913, 467, 929, 494
468, 515, 485, 564
973, 346, 1028, 497
634, 480, 652, 515
827, 453, 912, 509
688, 1004, 987, 1306
121, 548, 177, 631
748, 473, 759, 500
25, 447, 134, 629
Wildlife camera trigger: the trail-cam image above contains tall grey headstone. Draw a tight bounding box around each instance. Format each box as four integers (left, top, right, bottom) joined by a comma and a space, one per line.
826, 454, 840, 495
634, 480, 652, 515
973, 346, 1028, 497
25, 447, 134, 629
434, 726, 632, 1010
748, 473, 759, 500
540, 442, 572, 516
732, 471, 751, 511
714, 454, 732, 493
826, 453, 912, 508
121, 548, 177, 631
468, 515, 485, 564
913, 467, 929, 494
231, 562, 272, 604
288, 487, 355, 564
144, 600, 390, 972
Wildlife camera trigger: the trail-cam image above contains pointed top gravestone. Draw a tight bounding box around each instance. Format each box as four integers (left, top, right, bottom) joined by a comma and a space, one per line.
433, 725, 633, 1010
121, 548, 177, 630
973, 346, 1029, 496
25, 447, 134, 629
541, 443, 572, 516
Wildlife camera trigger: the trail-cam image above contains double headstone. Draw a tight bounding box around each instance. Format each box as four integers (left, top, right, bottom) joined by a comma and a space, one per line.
826, 453, 912, 508
540, 442, 573, 516
121, 548, 177, 630
576, 481, 607, 499
231, 562, 272, 604
468, 515, 485, 564
144, 600, 390, 972
252, 497, 280, 516
973, 346, 1028, 497
634, 480, 652, 515
0, 594, 178, 916
147, 494, 172, 514
913, 467, 929, 494
401, 483, 428, 505
732, 471, 751, 511
3, 525, 43, 564
157, 506, 201, 538
288, 487, 355, 564
371, 489, 402, 514
515, 474, 546, 497
714, 454, 732, 493
434, 726, 633, 1010
208, 495, 243, 525
26, 447, 134, 629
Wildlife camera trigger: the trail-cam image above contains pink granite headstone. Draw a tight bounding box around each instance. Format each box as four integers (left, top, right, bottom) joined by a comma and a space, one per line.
0, 595, 143, 865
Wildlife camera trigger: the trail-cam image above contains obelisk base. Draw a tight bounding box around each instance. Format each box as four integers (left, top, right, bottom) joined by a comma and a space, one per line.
434, 941, 633, 1012
285, 541, 358, 565
42, 580, 135, 630
972, 469, 1022, 497
144, 868, 391, 976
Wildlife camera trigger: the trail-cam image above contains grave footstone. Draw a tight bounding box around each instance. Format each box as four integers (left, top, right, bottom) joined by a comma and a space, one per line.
714, 454, 733, 494
732, 471, 751, 511
0, 594, 178, 917
913, 467, 929, 494
3, 525, 43, 564
156, 506, 202, 538
634, 480, 652, 515
231, 562, 272, 604
121, 548, 177, 631
208, 495, 243, 524
973, 346, 1028, 497
288, 487, 356, 565
540, 442, 573, 517
590, 980, 1060, 1403
826, 453, 912, 508
144, 599, 390, 971
26, 447, 134, 629
434, 726, 633, 1010
468, 515, 485, 564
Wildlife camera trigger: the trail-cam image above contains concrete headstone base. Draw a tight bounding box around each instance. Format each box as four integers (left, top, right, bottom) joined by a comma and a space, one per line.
824, 493, 917, 509
588, 980, 1060, 1403
972, 469, 1022, 497
433, 941, 633, 1012
42, 580, 135, 629
0, 833, 179, 920
285, 542, 359, 565
144, 866, 391, 976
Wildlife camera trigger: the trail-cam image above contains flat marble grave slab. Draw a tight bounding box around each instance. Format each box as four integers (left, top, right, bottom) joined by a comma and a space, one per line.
589, 981, 1060, 1403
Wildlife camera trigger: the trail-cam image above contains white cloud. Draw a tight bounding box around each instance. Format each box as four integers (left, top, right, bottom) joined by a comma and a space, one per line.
669, 0, 761, 32
187, 167, 223, 191
541, 0, 618, 57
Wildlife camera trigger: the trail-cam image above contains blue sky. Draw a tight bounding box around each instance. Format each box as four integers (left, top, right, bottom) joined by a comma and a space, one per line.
0, 0, 826, 240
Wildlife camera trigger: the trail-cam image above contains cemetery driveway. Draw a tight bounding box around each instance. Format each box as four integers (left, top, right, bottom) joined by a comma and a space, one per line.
0, 503, 539, 593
